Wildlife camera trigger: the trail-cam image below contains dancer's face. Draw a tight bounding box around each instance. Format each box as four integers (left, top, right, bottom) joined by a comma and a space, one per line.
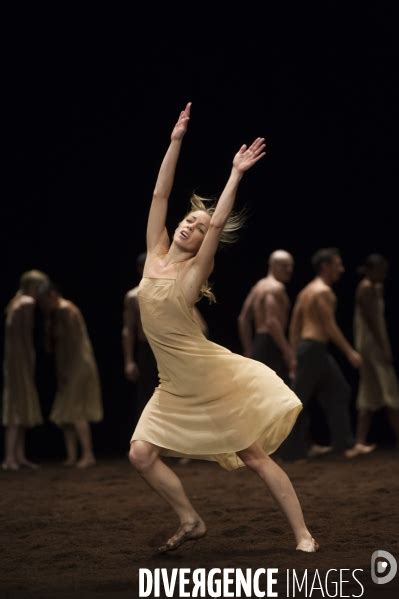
325, 255, 345, 283
272, 257, 294, 283
174, 210, 211, 253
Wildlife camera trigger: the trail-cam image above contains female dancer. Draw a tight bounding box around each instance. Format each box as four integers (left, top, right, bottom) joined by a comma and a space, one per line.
2, 270, 49, 470
129, 103, 318, 553
353, 254, 399, 447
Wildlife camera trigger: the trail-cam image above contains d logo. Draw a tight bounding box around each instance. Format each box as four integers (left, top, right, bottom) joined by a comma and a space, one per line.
371, 550, 397, 585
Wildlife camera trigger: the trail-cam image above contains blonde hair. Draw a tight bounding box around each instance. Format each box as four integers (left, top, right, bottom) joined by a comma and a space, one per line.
187, 194, 247, 303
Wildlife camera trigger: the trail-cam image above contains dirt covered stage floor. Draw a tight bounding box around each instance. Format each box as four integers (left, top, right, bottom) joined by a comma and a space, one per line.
1, 450, 398, 598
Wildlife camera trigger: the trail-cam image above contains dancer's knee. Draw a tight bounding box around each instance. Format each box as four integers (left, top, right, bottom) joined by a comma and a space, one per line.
238, 445, 270, 473
129, 441, 157, 472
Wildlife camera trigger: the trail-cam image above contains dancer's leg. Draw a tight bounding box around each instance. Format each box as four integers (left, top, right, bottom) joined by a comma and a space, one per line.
355, 409, 373, 445
16, 427, 39, 469
237, 442, 318, 552
2, 425, 19, 470
63, 425, 78, 466
129, 440, 206, 551
73, 420, 96, 468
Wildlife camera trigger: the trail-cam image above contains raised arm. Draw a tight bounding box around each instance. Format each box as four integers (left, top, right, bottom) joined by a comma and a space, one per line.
146, 102, 191, 254
193, 138, 266, 281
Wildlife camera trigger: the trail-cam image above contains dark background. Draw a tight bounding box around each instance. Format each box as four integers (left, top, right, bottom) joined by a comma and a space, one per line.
2, 5, 398, 459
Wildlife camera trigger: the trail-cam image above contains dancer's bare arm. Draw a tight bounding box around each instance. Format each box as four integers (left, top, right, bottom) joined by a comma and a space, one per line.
316, 290, 362, 367
289, 299, 303, 353
190, 138, 266, 291
122, 292, 140, 381
265, 291, 295, 368
238, 288, 255, 356
146, 103, 191, 255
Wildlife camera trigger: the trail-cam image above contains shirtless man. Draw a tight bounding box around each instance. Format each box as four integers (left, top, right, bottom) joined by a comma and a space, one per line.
123, 252, 208, 424
238, 250, 295, 383
282, 248, 375, 460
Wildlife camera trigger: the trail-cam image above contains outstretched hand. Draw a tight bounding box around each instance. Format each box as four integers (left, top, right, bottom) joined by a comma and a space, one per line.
171, 102, 192, 141
233, 137, 266, 173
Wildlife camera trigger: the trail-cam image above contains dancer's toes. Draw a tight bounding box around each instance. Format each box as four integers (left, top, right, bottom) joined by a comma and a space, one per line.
344, 443, 376, 458
296, 537, 319, 553
158, 520, 207, 553
76, 457, 96, 469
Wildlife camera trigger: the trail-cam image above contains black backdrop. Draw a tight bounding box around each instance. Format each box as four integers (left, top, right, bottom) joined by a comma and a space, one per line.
2, 6, 398, 458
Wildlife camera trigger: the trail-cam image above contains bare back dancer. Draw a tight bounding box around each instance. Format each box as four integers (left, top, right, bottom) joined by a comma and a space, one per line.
129, 102, 318, 553
238, 250, 295, 383
281, 248, 375, 460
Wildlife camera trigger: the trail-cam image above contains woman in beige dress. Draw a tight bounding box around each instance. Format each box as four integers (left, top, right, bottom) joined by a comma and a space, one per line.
40, 283, 103, 468
129, 103, 318, 553
2, 270, 49, 470
354, 254, 399, 446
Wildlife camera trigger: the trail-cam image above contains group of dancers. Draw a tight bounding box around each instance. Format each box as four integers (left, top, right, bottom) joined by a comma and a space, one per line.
2, 271, 102, 470
3, 102, 398, 554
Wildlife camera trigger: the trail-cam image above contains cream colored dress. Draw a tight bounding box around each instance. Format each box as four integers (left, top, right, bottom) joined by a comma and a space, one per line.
2, 297, 43, 427
131, 275, 302, 470
50, 301, 103, 426
355, 287, 399, 412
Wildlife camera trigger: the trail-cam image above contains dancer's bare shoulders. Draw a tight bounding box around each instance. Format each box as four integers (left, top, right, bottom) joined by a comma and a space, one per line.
7, 294, 35, 325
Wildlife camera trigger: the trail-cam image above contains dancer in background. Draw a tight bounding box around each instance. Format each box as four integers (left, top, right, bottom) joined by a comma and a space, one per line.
282, 248, 375, 460
123, 252, 159, 424
238, 250, 295, 383
354, 254, 399, 447
129, 102, 318, 553
2, 270, 49, 470
39, 283, 103, 468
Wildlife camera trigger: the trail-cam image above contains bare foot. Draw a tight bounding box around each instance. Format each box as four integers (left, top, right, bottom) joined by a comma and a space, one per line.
17, 459, 40, 470
307, 444, 333, 458
158, 519, 207, 553
344, 443, 376, 459
296, 537, 319, 553
2, 461, 20, 471
76, 457, 96, 469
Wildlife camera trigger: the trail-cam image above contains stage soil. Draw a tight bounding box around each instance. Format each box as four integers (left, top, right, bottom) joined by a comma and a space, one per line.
1, 450, 398, 598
